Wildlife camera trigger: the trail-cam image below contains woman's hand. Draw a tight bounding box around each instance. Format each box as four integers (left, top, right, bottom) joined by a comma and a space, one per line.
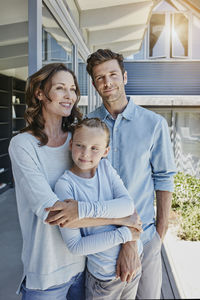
45, 199, 78, 226
118, 210, 143, 233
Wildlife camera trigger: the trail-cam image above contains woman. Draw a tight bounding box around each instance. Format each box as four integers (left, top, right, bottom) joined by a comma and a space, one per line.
9, 63, 141, 300
9, 63, 85, 300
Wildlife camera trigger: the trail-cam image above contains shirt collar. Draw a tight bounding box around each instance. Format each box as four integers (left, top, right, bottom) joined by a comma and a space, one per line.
99, 97, 135, 121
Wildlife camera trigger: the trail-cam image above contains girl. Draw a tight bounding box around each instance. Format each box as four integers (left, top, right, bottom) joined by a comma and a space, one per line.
55, 118, 143, 300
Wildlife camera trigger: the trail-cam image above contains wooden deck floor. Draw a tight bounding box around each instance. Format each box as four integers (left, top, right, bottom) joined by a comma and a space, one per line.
161, 245, 181, 299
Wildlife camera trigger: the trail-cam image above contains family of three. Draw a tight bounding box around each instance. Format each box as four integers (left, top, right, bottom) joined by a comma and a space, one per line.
9, 49, 176, 300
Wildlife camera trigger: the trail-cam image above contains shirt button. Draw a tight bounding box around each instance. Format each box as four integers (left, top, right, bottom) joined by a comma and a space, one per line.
114, 148, 117, 152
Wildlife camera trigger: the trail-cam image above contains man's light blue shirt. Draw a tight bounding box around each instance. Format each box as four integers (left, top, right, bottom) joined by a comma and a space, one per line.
88, 99, 177, 245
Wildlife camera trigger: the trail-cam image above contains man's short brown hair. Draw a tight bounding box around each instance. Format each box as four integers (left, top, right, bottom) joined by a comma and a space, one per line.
86, 49, 125, 81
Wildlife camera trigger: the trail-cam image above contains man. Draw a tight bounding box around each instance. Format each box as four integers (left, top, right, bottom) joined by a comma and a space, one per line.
86, 49, 176, 299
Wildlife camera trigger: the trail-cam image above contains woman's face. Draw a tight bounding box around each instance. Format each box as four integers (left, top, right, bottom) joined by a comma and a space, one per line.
39, 70, 77, 118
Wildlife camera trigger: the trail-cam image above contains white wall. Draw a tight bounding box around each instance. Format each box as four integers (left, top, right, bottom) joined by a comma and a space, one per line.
192, 15, 200, 59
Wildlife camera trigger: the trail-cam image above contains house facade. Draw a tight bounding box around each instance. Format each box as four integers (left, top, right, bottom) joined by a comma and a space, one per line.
0, 0, 200, 193
125, 0, 200, 177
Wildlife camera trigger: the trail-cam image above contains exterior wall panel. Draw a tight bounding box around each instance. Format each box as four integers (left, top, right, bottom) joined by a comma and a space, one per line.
125, 61, 200, 95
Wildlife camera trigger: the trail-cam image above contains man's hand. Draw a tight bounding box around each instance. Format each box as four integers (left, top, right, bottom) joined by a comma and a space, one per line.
116, 241, 141, 283
45, 199, 78, 226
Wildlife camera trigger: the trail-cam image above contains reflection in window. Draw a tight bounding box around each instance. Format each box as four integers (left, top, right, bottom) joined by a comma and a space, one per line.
149, 14, 166, 58
42, 5, 73, 69
50, 38, 70, 61
175, 112, 200, 177
172, 14, 188, 57
147, 109, 200, 177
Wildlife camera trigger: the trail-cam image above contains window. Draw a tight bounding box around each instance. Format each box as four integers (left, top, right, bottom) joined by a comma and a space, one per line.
149, 12, 189, 59
149, 14, 166, 58
175, 111, 200, 177
172, 13, 188, 57
42, 5, 73, 69
148, 0, 190, 61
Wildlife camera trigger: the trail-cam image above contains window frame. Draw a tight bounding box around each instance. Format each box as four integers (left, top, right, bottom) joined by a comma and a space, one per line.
171, 12, 189, 59
148, 12, 168, 59
147, 11, 191, 60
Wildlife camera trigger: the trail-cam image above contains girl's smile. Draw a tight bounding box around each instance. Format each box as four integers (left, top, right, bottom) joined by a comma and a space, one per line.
70, 125, 110, 178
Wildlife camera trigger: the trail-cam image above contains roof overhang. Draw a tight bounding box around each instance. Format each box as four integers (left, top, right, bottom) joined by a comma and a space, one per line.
74, 0, 155, 57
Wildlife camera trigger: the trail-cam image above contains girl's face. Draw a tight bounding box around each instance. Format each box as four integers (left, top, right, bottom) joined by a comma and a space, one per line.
38, 71, 77, 118
70, 125, 110, 178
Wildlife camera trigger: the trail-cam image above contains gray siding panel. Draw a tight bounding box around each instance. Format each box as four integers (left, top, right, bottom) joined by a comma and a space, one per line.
124, 61, 200, 95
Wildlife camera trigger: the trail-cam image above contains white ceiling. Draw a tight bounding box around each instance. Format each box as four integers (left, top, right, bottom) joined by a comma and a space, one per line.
0, 0, 28, 78
74, 0, 155, 57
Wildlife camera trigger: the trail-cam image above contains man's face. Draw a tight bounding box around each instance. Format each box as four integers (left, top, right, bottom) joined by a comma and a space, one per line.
92, 59, 127, 107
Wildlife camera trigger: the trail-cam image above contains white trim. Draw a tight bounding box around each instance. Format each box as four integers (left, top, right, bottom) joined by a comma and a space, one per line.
28, 0, 42, 75
176, 0, 200, 19
130, 95, 200, 107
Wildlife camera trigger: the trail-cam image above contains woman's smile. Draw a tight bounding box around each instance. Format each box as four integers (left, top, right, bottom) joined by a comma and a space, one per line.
59, 101, 73, 108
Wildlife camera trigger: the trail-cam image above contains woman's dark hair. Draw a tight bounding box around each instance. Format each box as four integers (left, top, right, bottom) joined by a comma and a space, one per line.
86, 49, 125, 81
21, 63, 82, 145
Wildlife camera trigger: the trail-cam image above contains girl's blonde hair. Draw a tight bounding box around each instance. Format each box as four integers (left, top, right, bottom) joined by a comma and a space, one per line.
72, 118, 110, 147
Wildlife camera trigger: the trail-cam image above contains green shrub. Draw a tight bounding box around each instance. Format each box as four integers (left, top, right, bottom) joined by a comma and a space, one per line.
172, 172, 200, 241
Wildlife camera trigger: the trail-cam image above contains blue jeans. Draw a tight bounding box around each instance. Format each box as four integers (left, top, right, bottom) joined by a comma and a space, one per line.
21, 271, 85, 300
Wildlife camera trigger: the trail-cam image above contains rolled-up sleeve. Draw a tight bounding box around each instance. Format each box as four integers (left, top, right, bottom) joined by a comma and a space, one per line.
150, 117, 177, 192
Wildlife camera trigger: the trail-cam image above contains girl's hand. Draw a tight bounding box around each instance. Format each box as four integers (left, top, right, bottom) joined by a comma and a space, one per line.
45, 199, 78, 226
116, 241, 141, 283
